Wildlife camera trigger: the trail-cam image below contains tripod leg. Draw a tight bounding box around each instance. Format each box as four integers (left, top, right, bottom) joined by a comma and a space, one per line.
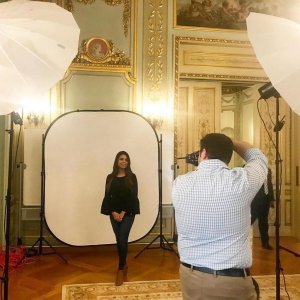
161, 235, 179, 257
40, 237, 68, 263
28, 236, 67, 263
27, 135, 67, 264
134, 136, 179, 259
134, 235, 160, 258
27, 237, 41, 256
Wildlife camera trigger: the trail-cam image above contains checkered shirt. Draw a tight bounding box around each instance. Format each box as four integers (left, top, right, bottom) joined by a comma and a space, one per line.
172, 148, 268, 270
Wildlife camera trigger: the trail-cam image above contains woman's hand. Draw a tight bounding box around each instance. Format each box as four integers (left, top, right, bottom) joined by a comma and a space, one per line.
112, 211, 124, 222
119, 211, 125, 221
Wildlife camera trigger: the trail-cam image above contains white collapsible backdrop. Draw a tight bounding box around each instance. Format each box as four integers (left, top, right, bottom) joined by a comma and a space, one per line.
44, 110, 159, 246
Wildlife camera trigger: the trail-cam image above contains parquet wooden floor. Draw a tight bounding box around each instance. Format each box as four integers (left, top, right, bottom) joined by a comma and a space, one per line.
4, 237, 300, 300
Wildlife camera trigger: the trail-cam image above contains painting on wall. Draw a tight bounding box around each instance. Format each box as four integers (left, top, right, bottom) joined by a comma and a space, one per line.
86, 37, 110, 61
175, 0, 300, 30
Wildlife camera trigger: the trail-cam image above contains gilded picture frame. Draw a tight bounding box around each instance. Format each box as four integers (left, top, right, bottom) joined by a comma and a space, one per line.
85, 37, 110, 61
174, 0, 300, 31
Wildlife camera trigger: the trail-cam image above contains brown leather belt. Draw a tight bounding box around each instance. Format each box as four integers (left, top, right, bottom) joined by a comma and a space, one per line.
181, 262, 250, 277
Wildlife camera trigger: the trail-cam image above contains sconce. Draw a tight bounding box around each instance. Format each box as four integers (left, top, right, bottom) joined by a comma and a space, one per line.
21, 94, 51, 128
143, 98, 171, 130
26, 112, 45, 127
147, 116, 163, 129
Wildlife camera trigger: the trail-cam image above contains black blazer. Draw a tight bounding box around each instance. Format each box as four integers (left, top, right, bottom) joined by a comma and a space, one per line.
101, 173, 140, 215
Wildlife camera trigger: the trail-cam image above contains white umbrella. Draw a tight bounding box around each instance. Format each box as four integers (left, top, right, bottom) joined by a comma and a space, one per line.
246, 12, 300, 116
0, 0, 80, 115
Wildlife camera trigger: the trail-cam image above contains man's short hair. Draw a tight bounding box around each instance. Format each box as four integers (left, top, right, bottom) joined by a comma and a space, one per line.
200, 133, 233, 164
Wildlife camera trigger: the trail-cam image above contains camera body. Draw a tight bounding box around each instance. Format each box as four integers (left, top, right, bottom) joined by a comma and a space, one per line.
185, 151, 199, 166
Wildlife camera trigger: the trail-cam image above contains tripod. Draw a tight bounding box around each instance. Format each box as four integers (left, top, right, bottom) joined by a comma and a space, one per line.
1, 112, 22, 300
274, 95, 284, 300
135, 136, 178, 258
28, 134, 67, 263
258, 83, 284, 300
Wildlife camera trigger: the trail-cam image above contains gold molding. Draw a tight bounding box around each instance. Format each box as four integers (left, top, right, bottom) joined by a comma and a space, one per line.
105, 0, 122, 3
68, 64, 135, 85
175, 36, 251, 47
179, 73, 268, 82
175, 35, 268, 82
147, 0, 164, 94
70, 37, 135, 84
143, 0, 168, 130
74, 37, 131, 65
77, 0, 95, 4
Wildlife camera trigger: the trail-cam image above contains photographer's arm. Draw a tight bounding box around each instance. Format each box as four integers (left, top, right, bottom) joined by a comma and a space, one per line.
232, 139, 255, 160
233, 139, 268, 191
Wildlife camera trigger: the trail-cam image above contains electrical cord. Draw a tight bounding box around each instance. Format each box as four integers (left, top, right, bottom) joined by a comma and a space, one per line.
257, 97, 290, 299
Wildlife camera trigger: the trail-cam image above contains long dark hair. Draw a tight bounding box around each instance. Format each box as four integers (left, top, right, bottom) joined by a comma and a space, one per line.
107, 151, 134, 189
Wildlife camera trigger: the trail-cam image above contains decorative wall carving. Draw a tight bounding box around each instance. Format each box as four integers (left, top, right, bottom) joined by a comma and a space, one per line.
147, 0, 164, 93
71, 37, 135, 84
176, 82, 220, 175
143, 0, 168, 130
76, 0, 95, 4
64, 0, 130, 37
75, 37, 130, 65
175, 36, 268, 82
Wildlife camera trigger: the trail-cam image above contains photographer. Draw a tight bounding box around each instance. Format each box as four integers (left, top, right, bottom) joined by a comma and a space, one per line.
172, 133, 268, 300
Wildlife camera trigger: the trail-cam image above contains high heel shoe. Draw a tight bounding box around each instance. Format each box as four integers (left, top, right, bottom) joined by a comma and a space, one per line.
115, 269, 124, 286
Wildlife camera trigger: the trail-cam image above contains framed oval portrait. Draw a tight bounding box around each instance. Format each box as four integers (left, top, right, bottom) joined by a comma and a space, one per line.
86, 37, 110, 61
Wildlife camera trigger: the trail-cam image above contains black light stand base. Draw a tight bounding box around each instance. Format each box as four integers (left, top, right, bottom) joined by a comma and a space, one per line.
134, 234, 178, 259
280, 245, 300, 257
27, 134, 67, 264
134, 135, 179, 260
29, 236, 68, 264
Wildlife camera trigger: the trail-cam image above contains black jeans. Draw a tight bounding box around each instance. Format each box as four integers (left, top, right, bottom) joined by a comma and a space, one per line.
251, 200, 270, 246
110, 214, 135, 269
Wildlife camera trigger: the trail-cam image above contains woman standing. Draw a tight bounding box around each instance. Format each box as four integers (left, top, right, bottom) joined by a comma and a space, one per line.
101, 151, 140, 286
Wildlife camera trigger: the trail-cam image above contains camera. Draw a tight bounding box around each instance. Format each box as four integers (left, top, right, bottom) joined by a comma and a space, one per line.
177, 150, 199, 166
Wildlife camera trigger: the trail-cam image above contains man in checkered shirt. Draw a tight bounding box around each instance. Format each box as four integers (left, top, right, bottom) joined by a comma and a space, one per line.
173, 133, 268, 300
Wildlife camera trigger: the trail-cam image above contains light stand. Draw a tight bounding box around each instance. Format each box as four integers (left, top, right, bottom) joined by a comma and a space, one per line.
1, 112, 22, 300
28, 134, 67, 263
258, 83, 284, 300
16, 162, 25, 246
135, 135, 178, 258
274, 94, 283, 300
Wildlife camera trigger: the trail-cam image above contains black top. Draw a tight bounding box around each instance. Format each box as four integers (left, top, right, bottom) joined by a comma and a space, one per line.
101, 173, 140, 215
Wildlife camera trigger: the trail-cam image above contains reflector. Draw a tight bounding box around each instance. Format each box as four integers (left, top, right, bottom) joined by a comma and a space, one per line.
246, 12, 300, 116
